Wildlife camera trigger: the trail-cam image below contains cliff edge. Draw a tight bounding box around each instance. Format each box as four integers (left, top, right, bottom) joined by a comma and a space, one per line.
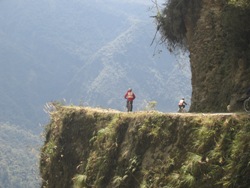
40, 106, 250, 188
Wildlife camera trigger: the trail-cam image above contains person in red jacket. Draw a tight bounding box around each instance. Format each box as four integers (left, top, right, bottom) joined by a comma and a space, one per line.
124, 88, 136, 112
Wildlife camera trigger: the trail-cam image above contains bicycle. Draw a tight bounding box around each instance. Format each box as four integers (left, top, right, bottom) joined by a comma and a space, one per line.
243, 97, 250, 112
178, 106, 187, 113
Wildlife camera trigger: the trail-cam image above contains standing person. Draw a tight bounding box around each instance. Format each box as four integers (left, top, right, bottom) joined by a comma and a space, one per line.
178, 98, 187, 112
124, 88, 136, 112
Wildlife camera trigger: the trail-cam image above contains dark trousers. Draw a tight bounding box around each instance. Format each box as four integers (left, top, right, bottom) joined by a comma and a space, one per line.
126, 100, 133, 112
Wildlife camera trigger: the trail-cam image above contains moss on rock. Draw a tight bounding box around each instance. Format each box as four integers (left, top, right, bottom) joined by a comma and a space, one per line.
157, 0, 250, 112
40, 106, 250, 188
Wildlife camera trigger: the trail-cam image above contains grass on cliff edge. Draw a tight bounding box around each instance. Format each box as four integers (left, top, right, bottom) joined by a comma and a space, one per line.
41, 105, 250, 188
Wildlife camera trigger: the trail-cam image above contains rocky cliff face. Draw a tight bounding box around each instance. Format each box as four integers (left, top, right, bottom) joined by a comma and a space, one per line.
158, 0, 250, 112
189, 1, 250, 112
40, 106, 250, 188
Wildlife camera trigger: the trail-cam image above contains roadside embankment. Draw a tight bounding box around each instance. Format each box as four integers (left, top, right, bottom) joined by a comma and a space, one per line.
40, 106, 250, 188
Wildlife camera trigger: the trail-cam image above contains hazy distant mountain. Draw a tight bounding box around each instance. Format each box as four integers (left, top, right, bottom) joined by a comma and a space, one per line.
0, 0, 191, 132
0, 1, 191, 187
0, 123, 40, 188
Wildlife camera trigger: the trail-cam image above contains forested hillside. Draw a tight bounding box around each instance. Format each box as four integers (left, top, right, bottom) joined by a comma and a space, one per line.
0, 123, 40, 187
0, 1, 191, 187
0, 0, 191, 132
39, 1, 250, 187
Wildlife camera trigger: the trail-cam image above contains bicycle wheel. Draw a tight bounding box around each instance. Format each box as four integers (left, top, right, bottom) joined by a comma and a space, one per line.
244, 98, 250, 112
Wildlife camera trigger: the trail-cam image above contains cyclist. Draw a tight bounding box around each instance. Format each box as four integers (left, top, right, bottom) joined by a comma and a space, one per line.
178, 98, 187, 112
124, 88, 136, 112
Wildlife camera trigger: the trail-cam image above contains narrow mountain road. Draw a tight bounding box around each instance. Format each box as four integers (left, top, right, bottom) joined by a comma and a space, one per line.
63, 106, 248, 116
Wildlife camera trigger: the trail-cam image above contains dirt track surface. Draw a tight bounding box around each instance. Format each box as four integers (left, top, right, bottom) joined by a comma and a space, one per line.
63, 106, 248, 116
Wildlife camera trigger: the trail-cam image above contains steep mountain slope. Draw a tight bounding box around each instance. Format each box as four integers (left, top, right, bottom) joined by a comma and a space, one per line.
0, 0, 191, 132
0, 1, 191, 187
40, 106, 250, 188
61, 17, 190, 112
0, 123, 40, 188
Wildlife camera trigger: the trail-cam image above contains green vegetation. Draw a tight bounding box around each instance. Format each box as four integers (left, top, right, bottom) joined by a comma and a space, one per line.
40, 106, 250, 188
155, 0, 250, 112
228, 0, 250, 8
143, 100, 158, 111
155, 0, 202, 51
156, 0, 250, 52
0, 123, 41, 188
